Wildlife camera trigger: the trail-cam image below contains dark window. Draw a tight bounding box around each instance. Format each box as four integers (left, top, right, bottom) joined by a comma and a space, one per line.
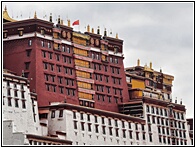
59, 110, 63, 117
74, 121, 77, 129
21, 92, 25, 99
102, 117, 105, 124
143, 133, 146, 140
56, 54, 60, 61
115, 129, 119, 137
50, 64, 54, 71
123, 130, 126, 138
135, 123, 138, 130
122, 121, 125, 128
148, 124, 151, 132
115, 120, 118, 127
87, 114, 90, 121
109, 128, 112, 135
129, 131, 132, 139
15, 99, 19, 107
81, 123, 85, 131
136, 132, 139, 140
80, 113, 84, 120
22, 100, 26, 109
149, 134, 152, 142
108, 118, 111, 126
102, 126, 106, 135
42, 51, 46, 58
43, 62, 48, 69
26, 49, 31, 57
88, 123, 91, 132
159, 137, 162, 143
95, 125, 99, 133
73, 112, 76, 119
14, 90, 18, 97
25, 62, 30, 70
168, 138, 170, 144
95, 116, 98, 123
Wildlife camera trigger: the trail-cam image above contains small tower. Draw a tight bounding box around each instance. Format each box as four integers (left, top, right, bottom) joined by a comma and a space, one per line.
58, 15, 60, 24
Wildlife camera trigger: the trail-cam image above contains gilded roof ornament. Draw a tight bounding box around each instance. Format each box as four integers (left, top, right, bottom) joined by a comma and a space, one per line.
3, 6, 16, 22
34, 11, 37, 19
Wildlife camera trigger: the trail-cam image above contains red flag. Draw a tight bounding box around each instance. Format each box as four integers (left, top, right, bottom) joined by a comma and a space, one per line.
72, 20, 79, 26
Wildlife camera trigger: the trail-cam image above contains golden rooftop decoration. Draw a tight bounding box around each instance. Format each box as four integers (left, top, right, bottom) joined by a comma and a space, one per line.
67, 19, 70, 27
34, 11, 37, 19
92, 28, 94, 33
116, 33, 118, 39
61, 20, 63, 25
87, 25, 90, 32
3, 5, 16, 22
73, 32, 90, 40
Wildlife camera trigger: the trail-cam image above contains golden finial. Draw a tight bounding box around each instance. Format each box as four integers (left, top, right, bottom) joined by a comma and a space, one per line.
61, 20, 63, 25
97, 26, 100, 34
34, 11, 37, 19
49, 13, 52, 22
92, 28, 94, 33
116, 33, 118, 39
137, 59, 140, 66
4, 5, 7, 11
87, 25, 90, 32
68, 19, 70, 27
150, 62, 152, 69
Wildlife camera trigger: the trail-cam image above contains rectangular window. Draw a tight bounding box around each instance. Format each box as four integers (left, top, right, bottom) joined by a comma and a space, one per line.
73, 112, 76, 119
48, 42, 51, 48
108, 118, 111, 126
95, 125, 99, 133
56, 54, 60, 61
48, 52, 53, 59
59, 110, 63, 117
15, 99, 19, 108
26, 49, 32, 57
129, 131, 132, 139
8, 98, 12, 106
81, 123, 85, 131
22, 100, 26, 109
115, 120, 118, 127
123, 130, 126, 138
14, 90, 18, 97
102, 126, 106, 135
88, 123, 91, 132
95, 116, 98, 123
143, 133, 146, 140
149, 134, 152, 142
74, 121, 77, 129
109, 128, 112, 135
136, 132, 139, 140
51, 110, 55, 118
87, 114, 90, 121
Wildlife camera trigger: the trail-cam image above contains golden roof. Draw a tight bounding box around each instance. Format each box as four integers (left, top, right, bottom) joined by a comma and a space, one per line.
3, 6, 17, 22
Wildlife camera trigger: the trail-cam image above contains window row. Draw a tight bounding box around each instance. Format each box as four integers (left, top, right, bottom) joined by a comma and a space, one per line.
158, 136, 187, 145
42, 51, 72, 64
4, 97, 26, 109
40, 41, 71, 54
44, 74, 75, 86
6, 88, 25, 99
45, 84, 75, 96
43, 62, 73, 75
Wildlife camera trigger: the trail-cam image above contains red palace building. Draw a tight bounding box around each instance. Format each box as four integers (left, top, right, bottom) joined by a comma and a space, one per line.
3, 9, 129, 112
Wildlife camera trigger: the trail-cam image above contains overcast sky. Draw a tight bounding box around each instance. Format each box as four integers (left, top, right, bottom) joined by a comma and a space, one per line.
3, 2, 194, 118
